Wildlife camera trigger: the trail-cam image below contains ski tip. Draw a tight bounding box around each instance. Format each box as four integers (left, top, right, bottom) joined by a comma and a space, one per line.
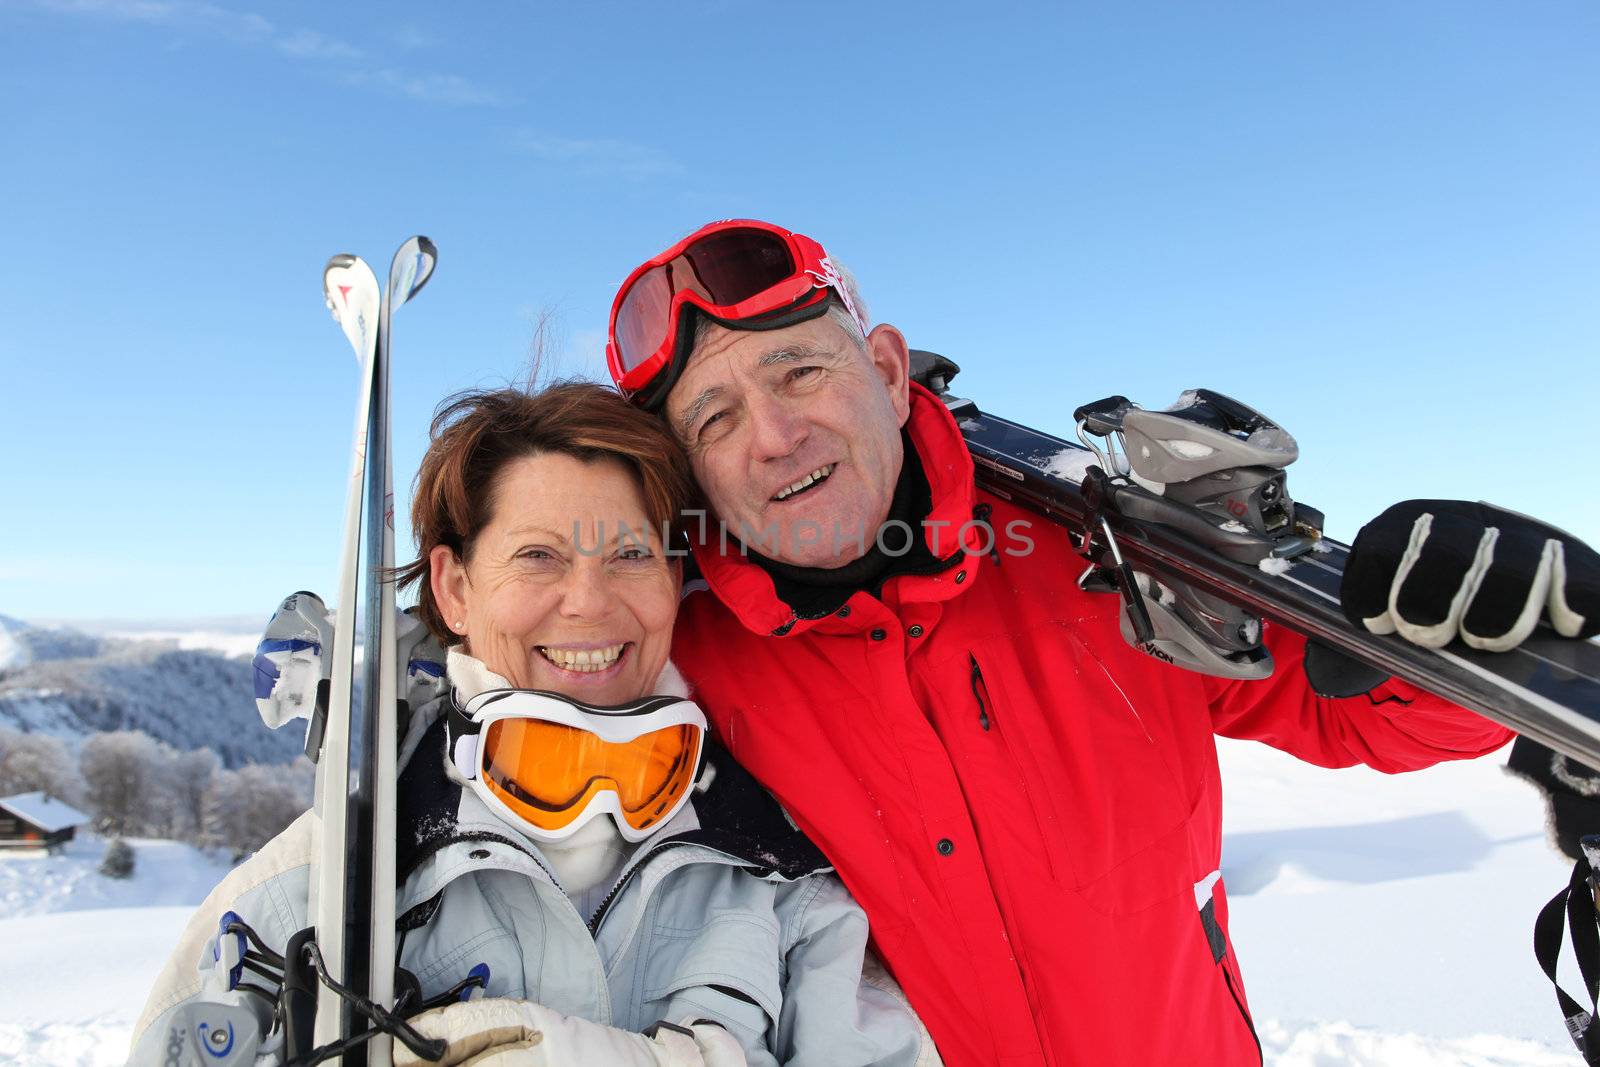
389, 235, 438, 305
321, 253, 380, 356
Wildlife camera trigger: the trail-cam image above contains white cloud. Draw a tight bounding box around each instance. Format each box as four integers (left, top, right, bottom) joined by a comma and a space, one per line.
15, 0, 503, 107
384, 23, 432, 52
25, 0, 272, 39
274, 27, 360, 63
510, 132, 683, 179
350, 69, 506, 108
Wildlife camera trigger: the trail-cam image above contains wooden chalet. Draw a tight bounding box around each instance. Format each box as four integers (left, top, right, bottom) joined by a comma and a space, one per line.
0, 791, 90, 848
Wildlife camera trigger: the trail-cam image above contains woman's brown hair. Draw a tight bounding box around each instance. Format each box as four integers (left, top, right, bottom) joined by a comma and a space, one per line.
396, 380, 693, 645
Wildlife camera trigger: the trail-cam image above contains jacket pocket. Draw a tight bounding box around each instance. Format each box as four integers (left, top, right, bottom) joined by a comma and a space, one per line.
1198, 872, 1263, 1064
640, 907, 784, 1045
970, 651, 1068, 884
971, 631, 1195, 915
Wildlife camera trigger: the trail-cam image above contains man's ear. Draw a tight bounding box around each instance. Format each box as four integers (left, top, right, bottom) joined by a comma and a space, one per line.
865, 324, 912, 427
430, 544, 469, 637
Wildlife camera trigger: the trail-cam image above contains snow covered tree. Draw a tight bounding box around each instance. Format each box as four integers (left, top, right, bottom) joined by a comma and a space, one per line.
80, 730, 160, 836
0, 727, 83, 803
170, 747, 219, 844
136, 741, 184, 839
205, 762, 311, 857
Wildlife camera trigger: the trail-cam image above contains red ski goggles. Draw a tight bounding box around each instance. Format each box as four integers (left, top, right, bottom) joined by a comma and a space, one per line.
605, 219, 866, 410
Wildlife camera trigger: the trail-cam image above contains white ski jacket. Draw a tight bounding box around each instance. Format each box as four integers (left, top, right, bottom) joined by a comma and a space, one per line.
127, 662, 937, 1067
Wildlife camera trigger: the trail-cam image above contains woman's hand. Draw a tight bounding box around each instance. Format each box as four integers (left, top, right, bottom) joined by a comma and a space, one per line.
393, 997, 748, 1067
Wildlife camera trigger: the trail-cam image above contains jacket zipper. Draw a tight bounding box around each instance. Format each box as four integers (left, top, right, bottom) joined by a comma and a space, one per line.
586, 836, 785, 935
586, 839, 695, 934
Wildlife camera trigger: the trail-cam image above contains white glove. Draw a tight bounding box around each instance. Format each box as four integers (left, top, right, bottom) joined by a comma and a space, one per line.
393, 997, 748, 1067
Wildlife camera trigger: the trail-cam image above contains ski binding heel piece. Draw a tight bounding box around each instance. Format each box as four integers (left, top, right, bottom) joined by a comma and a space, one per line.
1099, 568, 1272, 679
1072, 389, 1329, 679
1074, 389, 1321, 564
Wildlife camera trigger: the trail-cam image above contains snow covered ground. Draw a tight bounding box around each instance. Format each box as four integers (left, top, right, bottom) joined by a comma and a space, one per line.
0, 742, 1581, 1065
1220, 736, 1576, 1064
0, 836, 234, 1066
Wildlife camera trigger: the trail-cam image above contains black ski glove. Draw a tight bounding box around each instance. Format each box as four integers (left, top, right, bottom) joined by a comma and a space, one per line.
1341, 500, 1600, 652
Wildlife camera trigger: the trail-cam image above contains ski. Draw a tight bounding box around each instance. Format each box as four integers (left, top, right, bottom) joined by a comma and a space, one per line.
312, 254, 382, 1059
356, 236, 436, 1067
265, 240, 437, 1066
910, 350, 1600, 770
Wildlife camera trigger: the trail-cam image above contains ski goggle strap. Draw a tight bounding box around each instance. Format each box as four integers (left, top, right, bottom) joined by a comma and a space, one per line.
1535, 834, 1600, 1065
605, 219, 867, 410
449, 689, 706, 842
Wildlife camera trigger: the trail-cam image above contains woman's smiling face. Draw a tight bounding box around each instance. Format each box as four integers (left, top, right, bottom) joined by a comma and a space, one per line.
430, 451, 680, 704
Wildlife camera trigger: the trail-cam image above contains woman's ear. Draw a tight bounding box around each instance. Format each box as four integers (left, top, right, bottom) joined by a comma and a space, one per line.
430, 544, 469, 639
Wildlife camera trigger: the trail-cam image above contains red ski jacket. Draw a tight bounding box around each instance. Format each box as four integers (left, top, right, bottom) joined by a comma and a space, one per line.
671, 384, 1513, 1067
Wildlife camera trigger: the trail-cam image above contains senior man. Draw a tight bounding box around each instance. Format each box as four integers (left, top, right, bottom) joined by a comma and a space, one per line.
604, 220, 1592, 1066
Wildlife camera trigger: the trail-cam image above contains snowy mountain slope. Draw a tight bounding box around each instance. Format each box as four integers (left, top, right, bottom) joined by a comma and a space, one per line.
0, 614, 103, 671
0, 615, 29, 671
38, 615, 267, 659
0, 618, 302, 767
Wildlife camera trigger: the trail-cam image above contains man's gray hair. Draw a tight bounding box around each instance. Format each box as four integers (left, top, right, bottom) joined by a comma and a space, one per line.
691, 258, 871, 351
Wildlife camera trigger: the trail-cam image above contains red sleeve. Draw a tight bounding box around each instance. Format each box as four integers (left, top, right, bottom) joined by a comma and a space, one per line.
1202, 624, 1515, 773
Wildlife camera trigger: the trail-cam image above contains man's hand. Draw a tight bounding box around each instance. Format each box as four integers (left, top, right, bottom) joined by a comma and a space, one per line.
1342, 500, 1599, 652
393, 998, 747, 1067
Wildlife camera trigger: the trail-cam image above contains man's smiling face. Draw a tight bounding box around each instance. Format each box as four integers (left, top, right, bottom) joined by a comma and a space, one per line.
664, 313, 913, 568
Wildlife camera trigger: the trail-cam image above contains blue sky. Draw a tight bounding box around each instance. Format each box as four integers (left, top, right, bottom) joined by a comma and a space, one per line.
2, 0, 1596, 622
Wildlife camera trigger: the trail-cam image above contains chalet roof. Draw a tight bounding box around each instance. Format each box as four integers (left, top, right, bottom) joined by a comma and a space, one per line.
0, 791, 90, 833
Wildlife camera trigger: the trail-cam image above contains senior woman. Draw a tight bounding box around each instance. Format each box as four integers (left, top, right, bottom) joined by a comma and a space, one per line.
129, 382, 936, 1067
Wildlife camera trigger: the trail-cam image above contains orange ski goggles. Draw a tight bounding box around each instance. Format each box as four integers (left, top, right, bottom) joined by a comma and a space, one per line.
449, 689, 706, 842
